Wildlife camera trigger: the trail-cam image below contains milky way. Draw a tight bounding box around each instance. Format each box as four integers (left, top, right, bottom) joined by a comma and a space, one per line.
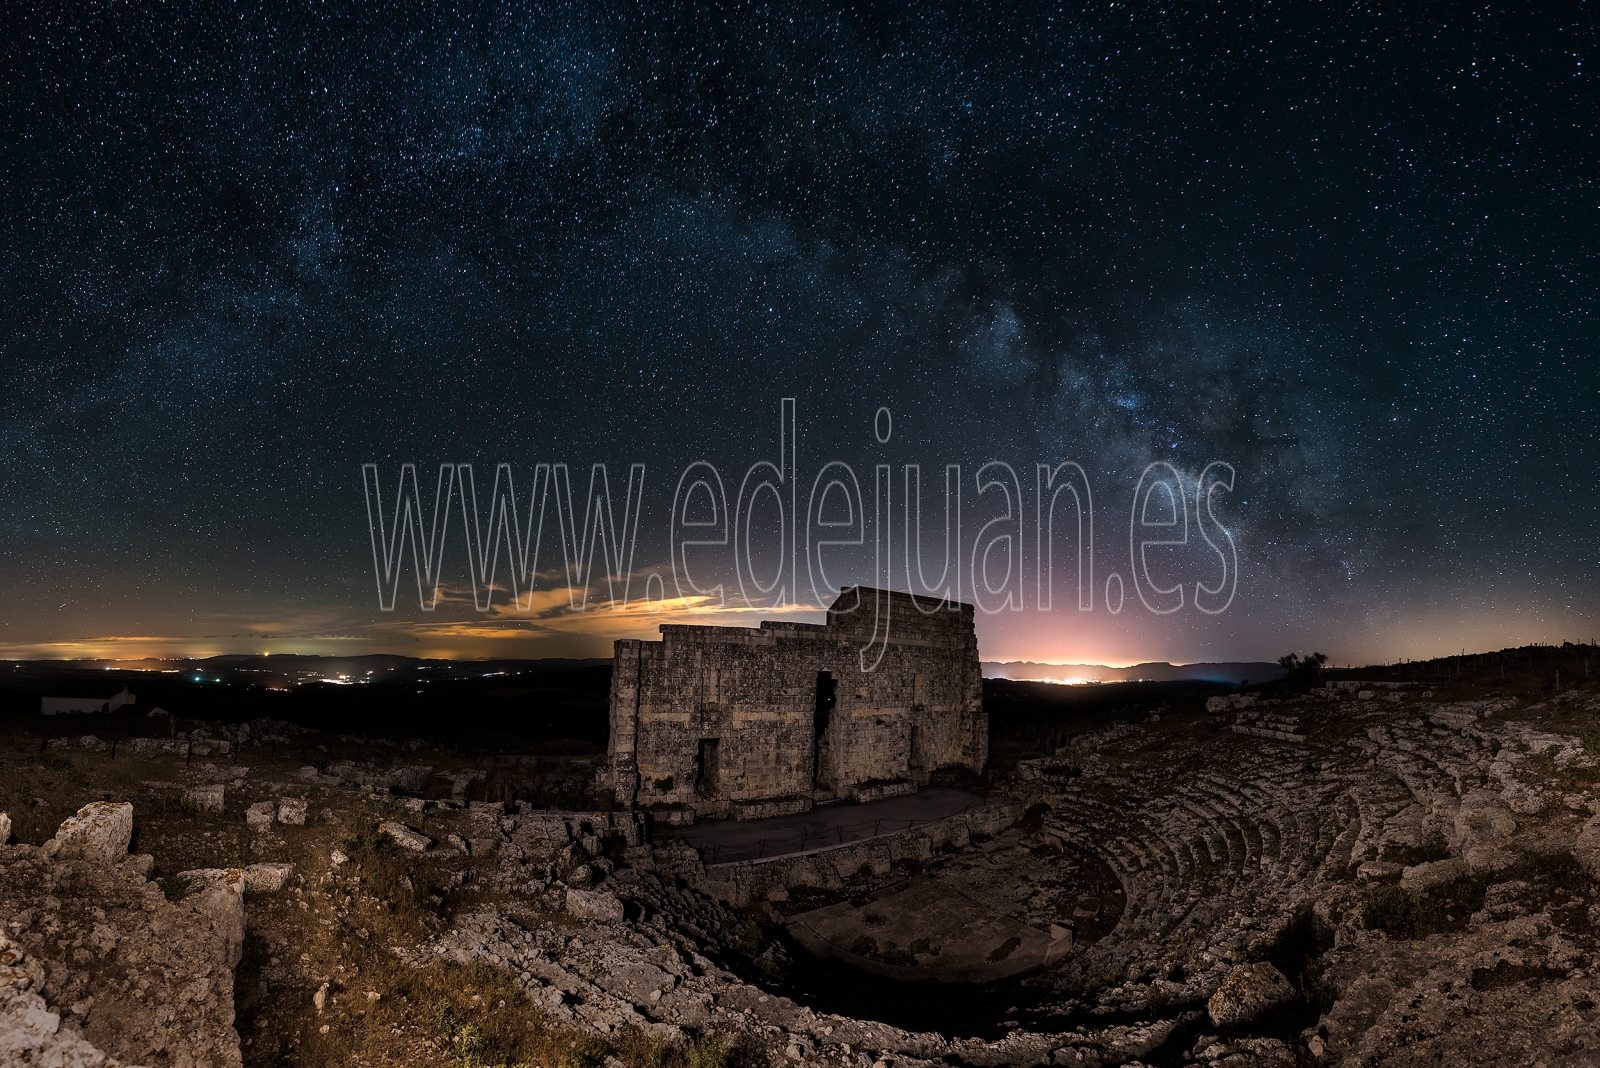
3, 3, 1596, 662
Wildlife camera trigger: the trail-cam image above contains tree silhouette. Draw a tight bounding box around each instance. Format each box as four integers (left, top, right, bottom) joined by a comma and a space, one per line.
1278, 652, 1329, 683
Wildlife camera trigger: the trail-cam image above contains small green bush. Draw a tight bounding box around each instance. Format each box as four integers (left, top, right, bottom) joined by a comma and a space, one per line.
876, 941, 918, 966
736, 917, 765, 958
686, 1033, 727, 1068
1361, 885, 1411, 934
435, 997, 544, 1068
1363, 873, 1491, 939
558, 1036, 609, 1068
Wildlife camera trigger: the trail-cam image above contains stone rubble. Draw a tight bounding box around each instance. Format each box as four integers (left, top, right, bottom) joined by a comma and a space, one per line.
1206, 962, 1293, 1028
9, 688, 1600, 1067
0, 808, 270, 1067
366, 684, 1587, 1066
1, 931, 131, 1068
276, 797, 308, 826
245, 800, 275, 832
377, 820, 433, 852
47, 802, 134, 861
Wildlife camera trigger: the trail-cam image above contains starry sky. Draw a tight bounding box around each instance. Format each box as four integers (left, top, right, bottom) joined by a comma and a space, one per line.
3, 1, 1597, 666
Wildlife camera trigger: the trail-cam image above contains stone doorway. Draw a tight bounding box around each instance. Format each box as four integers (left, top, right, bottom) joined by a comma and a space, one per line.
813, 671, 836, 789
695, 737, 720, 796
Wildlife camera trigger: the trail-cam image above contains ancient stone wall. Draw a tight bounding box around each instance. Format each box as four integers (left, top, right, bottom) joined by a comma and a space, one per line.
604, 587, 987, 818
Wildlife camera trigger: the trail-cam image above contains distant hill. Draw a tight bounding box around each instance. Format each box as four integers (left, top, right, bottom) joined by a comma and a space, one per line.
982, 660, 1284, 686
5, 654, 610, 675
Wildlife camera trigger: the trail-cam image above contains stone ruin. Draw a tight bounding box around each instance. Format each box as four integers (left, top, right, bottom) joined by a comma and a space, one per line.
600, 587, 989, 820
12, 659, 1600, 1067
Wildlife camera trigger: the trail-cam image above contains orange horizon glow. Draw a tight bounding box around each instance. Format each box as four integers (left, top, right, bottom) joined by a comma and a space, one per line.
2, 581, 1591, 665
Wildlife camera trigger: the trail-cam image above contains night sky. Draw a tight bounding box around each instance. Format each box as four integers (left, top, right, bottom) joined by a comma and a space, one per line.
4, 2, 1597, 666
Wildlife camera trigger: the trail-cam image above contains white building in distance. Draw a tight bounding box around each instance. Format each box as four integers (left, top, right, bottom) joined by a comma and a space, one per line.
41, 686, 136, 715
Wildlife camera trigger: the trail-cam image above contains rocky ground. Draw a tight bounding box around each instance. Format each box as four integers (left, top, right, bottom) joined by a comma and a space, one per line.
4, 660, 1600, 1068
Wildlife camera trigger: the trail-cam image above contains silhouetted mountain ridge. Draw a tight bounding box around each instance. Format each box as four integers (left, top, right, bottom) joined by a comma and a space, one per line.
983, 661, 1284, 685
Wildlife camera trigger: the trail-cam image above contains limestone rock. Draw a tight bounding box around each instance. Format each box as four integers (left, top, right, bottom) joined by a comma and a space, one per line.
1207, 962, 1293, 1028
595, 960, 676, 1003
1, 846, 243, 1068
277, 797, 308, 826
566, 888, 625, 923
0, 932, 45, 995
245, 800, 275, 832
0, 812, 10, 844
1400, 857, 1467, 894
1454, 789, 1519, 871
185, 783, 225, 813
177, 867, 248, 969
1, 938, 128, 1068
53, 802, 133, 861
1574, 811, 1600, 878
378, 821, 432, 851
243, 862, 294, 893
1356, 861, 1403, 882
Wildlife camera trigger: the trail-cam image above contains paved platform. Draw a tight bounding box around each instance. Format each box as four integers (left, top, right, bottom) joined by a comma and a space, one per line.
787, 876, 1065, 981
661, 787, 984, 865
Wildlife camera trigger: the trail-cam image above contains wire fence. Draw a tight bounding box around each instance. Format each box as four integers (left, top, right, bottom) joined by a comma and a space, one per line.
665, 800, 983, 866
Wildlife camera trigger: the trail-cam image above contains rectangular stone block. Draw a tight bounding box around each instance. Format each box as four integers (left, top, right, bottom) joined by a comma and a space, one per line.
730, 796, 813, 820
185, 784, 225, 813
245, 800, 275, 832
52, 801, 133, 860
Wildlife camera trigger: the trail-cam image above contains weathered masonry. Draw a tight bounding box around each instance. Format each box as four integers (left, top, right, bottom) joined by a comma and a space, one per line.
600, 587, 988, 821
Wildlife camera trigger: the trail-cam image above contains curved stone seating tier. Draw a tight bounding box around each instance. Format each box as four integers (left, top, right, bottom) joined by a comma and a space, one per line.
1028, 736, 1382, 946
1017, 700, 1580, 959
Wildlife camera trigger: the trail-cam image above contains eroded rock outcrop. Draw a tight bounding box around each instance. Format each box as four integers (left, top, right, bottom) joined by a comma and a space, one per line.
0, 808, 246, 1068
1207, 962, 1293, 1028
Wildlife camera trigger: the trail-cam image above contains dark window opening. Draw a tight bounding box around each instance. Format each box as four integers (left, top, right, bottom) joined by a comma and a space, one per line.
814, 671, 836, 740
695, 737, 720, 796
813, 671, 837, 790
